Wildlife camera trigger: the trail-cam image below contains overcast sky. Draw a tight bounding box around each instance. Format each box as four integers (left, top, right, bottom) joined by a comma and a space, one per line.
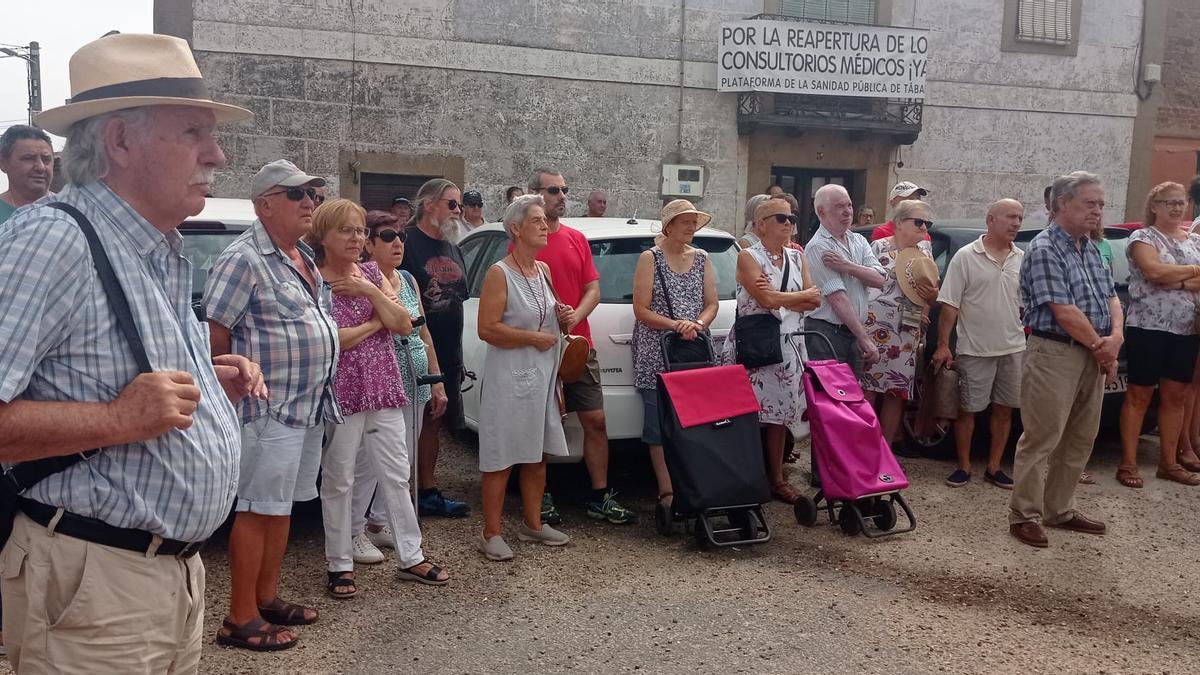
0, 0, 153, 191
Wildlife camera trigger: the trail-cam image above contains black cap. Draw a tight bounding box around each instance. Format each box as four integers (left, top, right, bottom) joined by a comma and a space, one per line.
463, 190, 483, 206
392, 196, 411, 206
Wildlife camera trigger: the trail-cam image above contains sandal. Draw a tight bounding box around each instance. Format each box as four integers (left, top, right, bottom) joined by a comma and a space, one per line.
658, 492, 674, 509
399, 559, 450, 586
215, 617, 297, 652
258, 597, 318, 626
1157, 463, 1200, 486
771, 481, 801, 505
1178, 450, 1200, 473
1115, 465, 1144, 489
327, 571, 357, 599
1078, 472, 1096, 485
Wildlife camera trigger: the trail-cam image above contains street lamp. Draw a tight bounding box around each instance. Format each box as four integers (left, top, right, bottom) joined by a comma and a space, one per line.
0, 42, 42, 126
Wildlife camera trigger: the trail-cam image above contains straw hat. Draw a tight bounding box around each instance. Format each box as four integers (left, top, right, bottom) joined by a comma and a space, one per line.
895, 247, 939, 307
660, 199, 712, 231
35, 33, 253, 135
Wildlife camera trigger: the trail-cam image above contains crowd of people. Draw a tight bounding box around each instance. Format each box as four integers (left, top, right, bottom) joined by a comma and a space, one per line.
3, 31, 1200, 671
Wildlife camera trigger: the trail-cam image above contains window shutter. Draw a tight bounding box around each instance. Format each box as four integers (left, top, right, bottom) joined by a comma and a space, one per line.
780, 0, 877, 24
1016, 0, 1072, 45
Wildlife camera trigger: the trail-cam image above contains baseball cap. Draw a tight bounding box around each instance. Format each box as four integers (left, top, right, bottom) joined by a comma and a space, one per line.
462, 190, 484, 207
392, 196, 411, 206
250, 159, 325, 200
889, 181, 929, 200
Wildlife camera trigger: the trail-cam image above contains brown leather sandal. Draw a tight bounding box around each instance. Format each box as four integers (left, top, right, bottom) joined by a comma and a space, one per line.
1115, 465, 1143, 489
1178, 450, 1200, 473
215, 617, 297, 652
1157, 463, 1200, 486
771, 481, 801, 505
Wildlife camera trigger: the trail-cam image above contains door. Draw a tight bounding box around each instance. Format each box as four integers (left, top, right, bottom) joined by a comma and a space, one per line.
360, 172, 438, 212
770, 168, 859, 244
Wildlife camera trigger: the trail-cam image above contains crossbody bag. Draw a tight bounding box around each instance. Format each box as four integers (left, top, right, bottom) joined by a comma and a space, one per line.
733, 249, 790, 368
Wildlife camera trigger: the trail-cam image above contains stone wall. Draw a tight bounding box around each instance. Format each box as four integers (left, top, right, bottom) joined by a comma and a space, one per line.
1157, 0, 1200, 137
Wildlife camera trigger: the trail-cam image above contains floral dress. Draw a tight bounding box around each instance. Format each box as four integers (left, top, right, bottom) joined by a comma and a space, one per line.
632, 247, 708, 390
1126, 227, 1200, 336
722, 243, 807, 426
391, 270, 432, 408
861, 237, 933, 399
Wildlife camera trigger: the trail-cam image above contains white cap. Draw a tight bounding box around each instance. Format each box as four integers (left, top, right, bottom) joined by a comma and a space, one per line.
250, 159, 326, 200
889, 181, 929, 201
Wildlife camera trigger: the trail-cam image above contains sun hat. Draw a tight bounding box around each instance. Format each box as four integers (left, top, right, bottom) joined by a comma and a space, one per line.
754, 198, 792, 221
35, 33, 252, 135
895, 247, 939, 308
250, 160, 326, 200
660, 199, 712, 230
890, 181, 929, 201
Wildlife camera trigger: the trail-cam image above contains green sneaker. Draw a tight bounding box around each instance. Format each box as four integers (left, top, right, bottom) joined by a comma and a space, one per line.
540, 492, 562, 525
586, 490, 638, 525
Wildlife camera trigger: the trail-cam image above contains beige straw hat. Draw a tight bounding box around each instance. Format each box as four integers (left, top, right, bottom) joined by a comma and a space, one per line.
35, 33, 253, 135
895, 247, 939, 308
660, 199, 712, 231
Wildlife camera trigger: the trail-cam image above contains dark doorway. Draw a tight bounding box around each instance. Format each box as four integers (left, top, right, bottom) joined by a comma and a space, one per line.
770, 167, 859, 244
360, 172, 438, 212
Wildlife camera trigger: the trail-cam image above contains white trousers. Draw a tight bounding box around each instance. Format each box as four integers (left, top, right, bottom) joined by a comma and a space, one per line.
321, 407, 423, 571
354, 404, 423, 531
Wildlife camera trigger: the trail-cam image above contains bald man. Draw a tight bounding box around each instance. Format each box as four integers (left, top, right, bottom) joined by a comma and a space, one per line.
585, 190, 607, 217
932, 199, 1026, 489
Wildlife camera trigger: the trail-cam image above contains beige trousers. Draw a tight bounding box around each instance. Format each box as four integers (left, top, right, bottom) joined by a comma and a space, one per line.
1008, 336, 1104, 525
0, 512, 205, 674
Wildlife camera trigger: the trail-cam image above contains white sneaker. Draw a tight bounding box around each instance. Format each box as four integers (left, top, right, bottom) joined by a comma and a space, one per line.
352, 533, 385, 564
365, 524, 395, 549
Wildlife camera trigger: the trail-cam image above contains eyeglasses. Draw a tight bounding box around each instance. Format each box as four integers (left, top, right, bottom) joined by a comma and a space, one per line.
261, 186, 318, 202
313, 194, 326, 205
905, 217, 934, 229
337, 225, 368, 238
441, 199, 462, 211
771, 213, 798, 225
372, 228, 405, 243
1156, 199, 1187, 208
537, 186, 569, 195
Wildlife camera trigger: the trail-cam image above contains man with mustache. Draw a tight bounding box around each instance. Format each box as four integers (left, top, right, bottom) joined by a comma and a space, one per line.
205, 159, 340, 649
0, 125, 54, 224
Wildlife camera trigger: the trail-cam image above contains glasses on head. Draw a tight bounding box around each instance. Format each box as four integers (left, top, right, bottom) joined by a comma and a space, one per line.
905, 217, 934, 229
537, 186, 569, 195
771, 213, 798, 225
262, 186, 318, 202
372, 228, 405, 243
1156, 199, 1187, 208
441, 198, 462, 211
336, 225, 368, 238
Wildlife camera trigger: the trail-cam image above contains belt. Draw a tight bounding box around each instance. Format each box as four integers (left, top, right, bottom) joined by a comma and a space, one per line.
18, 498, 205, 558
1030, 329, 1087, 347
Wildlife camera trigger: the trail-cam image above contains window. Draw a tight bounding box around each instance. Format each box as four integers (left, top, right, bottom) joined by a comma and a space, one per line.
1001, 0, 1081, 56
779, 0, 877, 24
360, 172, 437, 212
589, 236, 739, 304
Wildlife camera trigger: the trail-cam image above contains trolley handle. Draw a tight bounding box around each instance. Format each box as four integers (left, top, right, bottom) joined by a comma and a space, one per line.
659, 330, 715, 372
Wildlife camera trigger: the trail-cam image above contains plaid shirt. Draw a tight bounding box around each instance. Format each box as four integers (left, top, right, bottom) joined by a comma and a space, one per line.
1020, 223, 1115, 336
203, 220, 341, 427
0, 182, 241, 542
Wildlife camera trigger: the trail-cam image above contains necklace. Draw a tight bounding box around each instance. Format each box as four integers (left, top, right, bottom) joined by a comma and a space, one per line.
765, 248, 784, 262
511, 255, 547, 330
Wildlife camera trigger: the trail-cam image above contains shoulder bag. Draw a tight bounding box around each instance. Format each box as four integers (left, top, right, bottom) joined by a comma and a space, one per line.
539, 269, 590, 383
733, 251, 790, 368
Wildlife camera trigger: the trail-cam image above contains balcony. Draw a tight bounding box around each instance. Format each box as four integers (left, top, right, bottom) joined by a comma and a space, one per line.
737, 92, 923, 143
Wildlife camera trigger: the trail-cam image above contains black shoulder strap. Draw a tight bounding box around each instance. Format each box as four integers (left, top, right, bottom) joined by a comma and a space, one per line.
779, 251, 791, 292
652, 249, 677, 321
4, 203, 153, 494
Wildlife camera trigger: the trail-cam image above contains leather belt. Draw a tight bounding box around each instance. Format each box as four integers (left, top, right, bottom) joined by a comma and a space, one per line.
18, 498, 205, 558
1030, 329, 1085, 347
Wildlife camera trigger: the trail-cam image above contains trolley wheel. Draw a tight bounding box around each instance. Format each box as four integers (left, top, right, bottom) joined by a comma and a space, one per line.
874, 499, 898, 531
655, 501, 674, 537
693, 520, 711, 550
838, 504, 862, 536
793, 495, 818, 527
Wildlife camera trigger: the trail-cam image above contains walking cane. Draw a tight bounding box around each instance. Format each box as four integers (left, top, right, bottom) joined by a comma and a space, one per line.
400, 315, 443, 521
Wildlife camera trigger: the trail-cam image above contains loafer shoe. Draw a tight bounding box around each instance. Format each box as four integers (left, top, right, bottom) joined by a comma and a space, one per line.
477, 535, 514, 561
1009, 521, 1048, 548
945, 468, 971, 487
984, 469, 1014, 490
1047, 513, 1105, 535
517, 521, 571, 546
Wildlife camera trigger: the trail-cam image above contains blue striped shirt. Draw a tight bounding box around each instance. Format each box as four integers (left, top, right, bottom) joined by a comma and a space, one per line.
203, 220, 341, 428
1020, 223, 1115, 336
0, 182, 241, 542
804, 225, 887, 325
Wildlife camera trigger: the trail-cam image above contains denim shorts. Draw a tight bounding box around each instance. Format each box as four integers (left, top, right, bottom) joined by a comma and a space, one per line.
639, 387, 663, 445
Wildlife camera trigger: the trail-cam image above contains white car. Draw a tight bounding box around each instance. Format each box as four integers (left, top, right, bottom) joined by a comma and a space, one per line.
458, 217, 741, 462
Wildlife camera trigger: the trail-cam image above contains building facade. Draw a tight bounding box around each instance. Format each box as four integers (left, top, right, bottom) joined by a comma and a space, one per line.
156, 0, 1148, 230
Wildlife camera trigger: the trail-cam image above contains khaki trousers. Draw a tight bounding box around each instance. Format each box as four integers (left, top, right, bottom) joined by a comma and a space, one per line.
0, 512, 206, 674
1008, 336, 1104, 525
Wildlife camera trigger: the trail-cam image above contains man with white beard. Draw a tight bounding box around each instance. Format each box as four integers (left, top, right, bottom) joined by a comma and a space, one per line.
399, 178, 472, 518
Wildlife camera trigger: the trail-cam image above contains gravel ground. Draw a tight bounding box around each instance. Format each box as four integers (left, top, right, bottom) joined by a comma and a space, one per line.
5, 429, 1198, 674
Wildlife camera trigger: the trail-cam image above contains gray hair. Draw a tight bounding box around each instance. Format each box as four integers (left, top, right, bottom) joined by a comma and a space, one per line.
411, 177, 458, 227
60, 107, 153, 185
527, 167, 561, 193
892, 199, 931, 225
744, 194, 771, 234
1050, 171, 1102, 214
502, 194, 545, 241
813, 183, 850, 212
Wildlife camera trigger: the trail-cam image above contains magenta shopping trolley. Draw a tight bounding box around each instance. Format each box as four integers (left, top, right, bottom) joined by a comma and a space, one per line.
792, 331, 916, 538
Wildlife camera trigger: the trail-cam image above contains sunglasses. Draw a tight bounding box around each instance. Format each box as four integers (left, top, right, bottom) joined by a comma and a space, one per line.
772, 213, 798, 225
313, 194, 326, 205
537, 186, 569, 195
372, 228, 406, 243
906, 217, 934, 229
464, 202, 483, 208
441, 198, 462, 211
262, 186, 318, 202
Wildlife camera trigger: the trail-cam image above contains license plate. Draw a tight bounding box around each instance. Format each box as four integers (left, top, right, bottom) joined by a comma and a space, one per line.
1104, 374, 1127, 394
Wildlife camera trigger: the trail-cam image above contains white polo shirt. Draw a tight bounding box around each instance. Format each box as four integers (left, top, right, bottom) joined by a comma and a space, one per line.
937, 235, 1026, 357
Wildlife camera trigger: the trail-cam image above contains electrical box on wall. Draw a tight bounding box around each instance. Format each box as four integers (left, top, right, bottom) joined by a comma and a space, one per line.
661, 164, 705, 198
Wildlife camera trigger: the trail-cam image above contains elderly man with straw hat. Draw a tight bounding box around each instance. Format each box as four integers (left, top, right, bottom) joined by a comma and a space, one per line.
0, 33, 265, 671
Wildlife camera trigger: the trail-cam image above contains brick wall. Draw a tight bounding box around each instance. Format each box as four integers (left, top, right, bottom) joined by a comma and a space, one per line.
1156, 0, 1200, 136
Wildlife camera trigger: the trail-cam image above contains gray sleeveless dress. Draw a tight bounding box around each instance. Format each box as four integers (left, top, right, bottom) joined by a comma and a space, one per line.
478, 261, 569, 472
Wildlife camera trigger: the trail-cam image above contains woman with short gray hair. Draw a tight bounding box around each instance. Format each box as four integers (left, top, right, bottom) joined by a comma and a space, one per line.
502, 193, 545, 240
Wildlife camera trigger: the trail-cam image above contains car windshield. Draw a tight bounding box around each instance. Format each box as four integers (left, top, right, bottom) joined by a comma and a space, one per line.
589, 236, 739, 303
183, 231, 244, 297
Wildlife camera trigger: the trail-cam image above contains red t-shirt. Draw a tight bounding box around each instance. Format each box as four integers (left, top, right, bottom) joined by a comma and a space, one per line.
870, 219, 931, 242
534, 224, 600, 345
